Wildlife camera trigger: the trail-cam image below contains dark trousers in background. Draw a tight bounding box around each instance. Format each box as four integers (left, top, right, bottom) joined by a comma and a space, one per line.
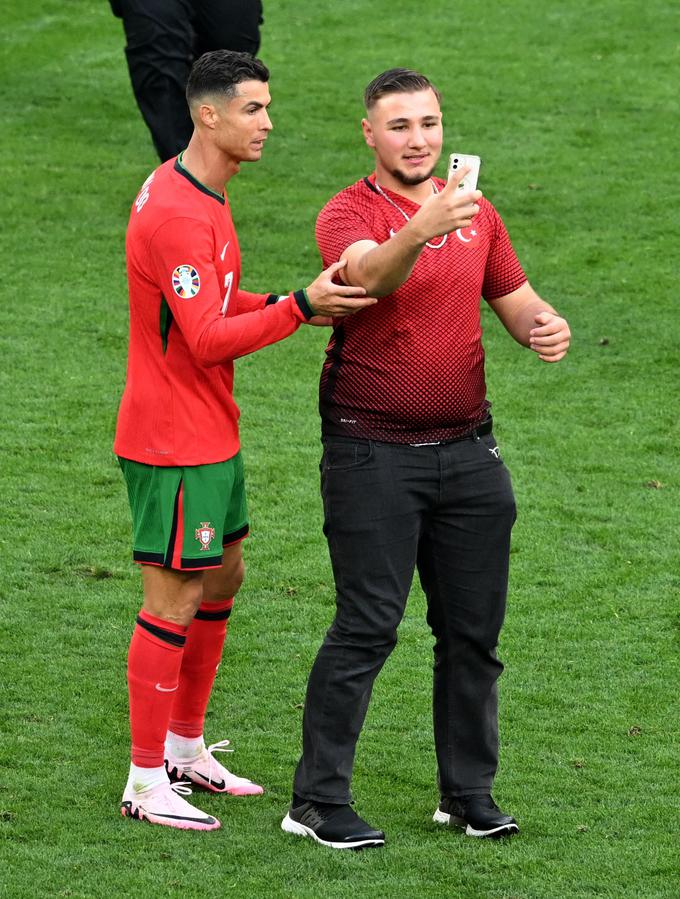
111, 0, 263, 161
293, 428, 516, 804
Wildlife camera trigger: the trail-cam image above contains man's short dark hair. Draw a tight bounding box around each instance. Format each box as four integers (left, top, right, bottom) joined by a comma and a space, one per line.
186, 50, 269, 105
364, 68, 441, 110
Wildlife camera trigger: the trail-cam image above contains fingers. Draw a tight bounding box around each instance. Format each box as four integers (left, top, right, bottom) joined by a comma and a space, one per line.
328, 282, 368, 297
537, 348, 569, 363
456, 202, 481, 228
443, 165, 470, 192
323, 258, 348, 277
529, 312, 570, 362
330, 297, 378, 317
530, 332, 570, 361
530, 314, 570, 339
532, 311, 553, 327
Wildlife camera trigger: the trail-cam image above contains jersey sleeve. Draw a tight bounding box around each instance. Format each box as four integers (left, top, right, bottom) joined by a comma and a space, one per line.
315, 192, 378, 268
481, 204, 528, 301
234, 289, 272, 313
148, 217, 313, 365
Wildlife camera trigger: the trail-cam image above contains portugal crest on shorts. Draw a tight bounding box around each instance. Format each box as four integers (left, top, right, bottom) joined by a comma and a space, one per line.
172, 264, 201, 298
195, 522, 216, 551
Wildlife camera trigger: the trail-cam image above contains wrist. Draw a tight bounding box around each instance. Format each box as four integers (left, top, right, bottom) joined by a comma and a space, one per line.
403, 215, 430, 247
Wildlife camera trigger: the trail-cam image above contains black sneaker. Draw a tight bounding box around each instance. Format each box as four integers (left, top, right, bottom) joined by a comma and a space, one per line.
281, 799, 385, 850
433, 794, 519, 838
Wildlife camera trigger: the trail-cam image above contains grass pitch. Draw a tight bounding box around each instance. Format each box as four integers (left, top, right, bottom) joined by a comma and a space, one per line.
1, 1, 678, 897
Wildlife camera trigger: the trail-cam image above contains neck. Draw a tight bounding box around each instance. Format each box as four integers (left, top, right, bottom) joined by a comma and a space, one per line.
374, 163, 435, 204
181, 132, 239, 194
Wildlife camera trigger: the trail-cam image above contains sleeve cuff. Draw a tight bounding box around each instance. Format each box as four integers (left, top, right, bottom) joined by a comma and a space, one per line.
293, 288, 314, 320
265, 293, 287, 306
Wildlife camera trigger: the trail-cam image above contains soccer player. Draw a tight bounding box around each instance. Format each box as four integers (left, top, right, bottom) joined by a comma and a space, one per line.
114, 50, 375, 831
281, 69, 571, 848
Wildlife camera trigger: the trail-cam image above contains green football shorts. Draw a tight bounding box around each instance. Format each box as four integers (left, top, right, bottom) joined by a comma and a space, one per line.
118, 454, 249, 570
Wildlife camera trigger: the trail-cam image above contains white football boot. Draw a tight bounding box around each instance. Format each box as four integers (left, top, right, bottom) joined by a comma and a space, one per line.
165, 739, 264, 796
121, 780, 220, 831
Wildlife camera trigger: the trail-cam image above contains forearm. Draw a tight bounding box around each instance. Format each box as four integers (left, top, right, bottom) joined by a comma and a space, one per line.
235, 289, 273, 313
346, 224, 426, 296
190, 292, 312, 365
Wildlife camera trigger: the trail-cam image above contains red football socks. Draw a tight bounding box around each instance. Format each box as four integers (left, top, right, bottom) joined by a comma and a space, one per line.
127, 609, 188, 767
169, 598, 234, 739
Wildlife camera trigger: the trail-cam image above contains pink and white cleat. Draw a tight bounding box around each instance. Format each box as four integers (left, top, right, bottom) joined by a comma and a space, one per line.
165, 739, 264, 796
120, 780, 220, 831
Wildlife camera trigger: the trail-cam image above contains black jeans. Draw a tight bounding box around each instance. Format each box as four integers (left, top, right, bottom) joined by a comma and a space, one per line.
112, 0, 263, 161
293, 428, 516, 804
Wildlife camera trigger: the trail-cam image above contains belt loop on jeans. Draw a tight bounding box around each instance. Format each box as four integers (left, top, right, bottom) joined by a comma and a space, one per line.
470, 416, 493, 442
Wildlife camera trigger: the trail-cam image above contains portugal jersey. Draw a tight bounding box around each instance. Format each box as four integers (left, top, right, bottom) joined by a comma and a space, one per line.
315, 175, 527, 444
114, 156, 312, 466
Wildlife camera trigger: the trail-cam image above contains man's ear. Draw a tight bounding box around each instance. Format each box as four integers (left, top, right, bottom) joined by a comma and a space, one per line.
361, 117, 375, 149
198, 102, 218, 129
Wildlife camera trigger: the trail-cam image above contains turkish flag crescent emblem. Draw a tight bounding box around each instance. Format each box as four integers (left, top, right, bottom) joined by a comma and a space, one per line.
455, 227, 480, 247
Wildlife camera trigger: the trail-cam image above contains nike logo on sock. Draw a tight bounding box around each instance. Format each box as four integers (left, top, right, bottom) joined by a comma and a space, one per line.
155, 683, 179, 692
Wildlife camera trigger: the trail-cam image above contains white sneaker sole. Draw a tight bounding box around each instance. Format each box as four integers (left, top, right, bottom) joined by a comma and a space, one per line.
433, 808, 519, 838
281, 813, 385, 850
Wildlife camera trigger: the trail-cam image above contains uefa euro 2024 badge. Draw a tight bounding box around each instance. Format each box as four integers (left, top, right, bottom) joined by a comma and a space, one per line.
172, 264, 201, 299
195, 522, 216, 552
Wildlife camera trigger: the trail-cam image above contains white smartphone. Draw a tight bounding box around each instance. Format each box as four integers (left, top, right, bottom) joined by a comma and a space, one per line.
447, 153, 481, 192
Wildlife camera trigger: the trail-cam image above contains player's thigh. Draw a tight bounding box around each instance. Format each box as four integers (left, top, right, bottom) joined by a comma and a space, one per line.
119, 457, 241, 573
192, 0, 263, 55
180, 455, 248, 569
200, 451, 248, 600
321, 438, 431, 639
119, 457, 191, 568
116, 0, 193, 58
419, 434, 516, 644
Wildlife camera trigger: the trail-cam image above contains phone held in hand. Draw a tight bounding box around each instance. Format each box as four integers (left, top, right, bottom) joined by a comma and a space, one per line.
448, 153, 481, 192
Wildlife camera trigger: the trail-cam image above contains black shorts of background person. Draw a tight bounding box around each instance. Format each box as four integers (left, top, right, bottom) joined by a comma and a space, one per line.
110, 0, 264, 161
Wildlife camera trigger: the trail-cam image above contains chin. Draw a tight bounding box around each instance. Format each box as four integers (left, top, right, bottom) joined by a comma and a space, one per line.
392, 165, 436, 186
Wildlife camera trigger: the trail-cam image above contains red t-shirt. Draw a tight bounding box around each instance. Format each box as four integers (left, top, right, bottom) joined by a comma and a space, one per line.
316, 175, 527, 443
114, 158, 312, 466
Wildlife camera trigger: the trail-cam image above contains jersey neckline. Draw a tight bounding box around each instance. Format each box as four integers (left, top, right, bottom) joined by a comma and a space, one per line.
174, 153, 225, 205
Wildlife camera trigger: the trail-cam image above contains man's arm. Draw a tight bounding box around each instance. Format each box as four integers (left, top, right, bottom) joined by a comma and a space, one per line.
150, 219, 375, 365
487, 281, 571, 363
341, 169, 482, 296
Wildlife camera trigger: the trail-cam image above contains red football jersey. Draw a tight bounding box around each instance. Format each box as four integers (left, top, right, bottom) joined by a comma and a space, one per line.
114, 157, 312, 466
316, 174, 527, 443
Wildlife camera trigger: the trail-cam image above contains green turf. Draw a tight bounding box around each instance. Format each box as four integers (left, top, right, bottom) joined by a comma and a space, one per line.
1, 1, 678, 896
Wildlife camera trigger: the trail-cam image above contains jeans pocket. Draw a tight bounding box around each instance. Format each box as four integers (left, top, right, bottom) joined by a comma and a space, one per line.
478, 432, 503, 463
322, 439, 373, 471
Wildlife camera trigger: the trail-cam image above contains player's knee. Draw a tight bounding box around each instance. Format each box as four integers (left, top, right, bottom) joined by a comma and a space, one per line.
203, 557, 245, 602
141, 567, 204, 625
223, 558, 245, 597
